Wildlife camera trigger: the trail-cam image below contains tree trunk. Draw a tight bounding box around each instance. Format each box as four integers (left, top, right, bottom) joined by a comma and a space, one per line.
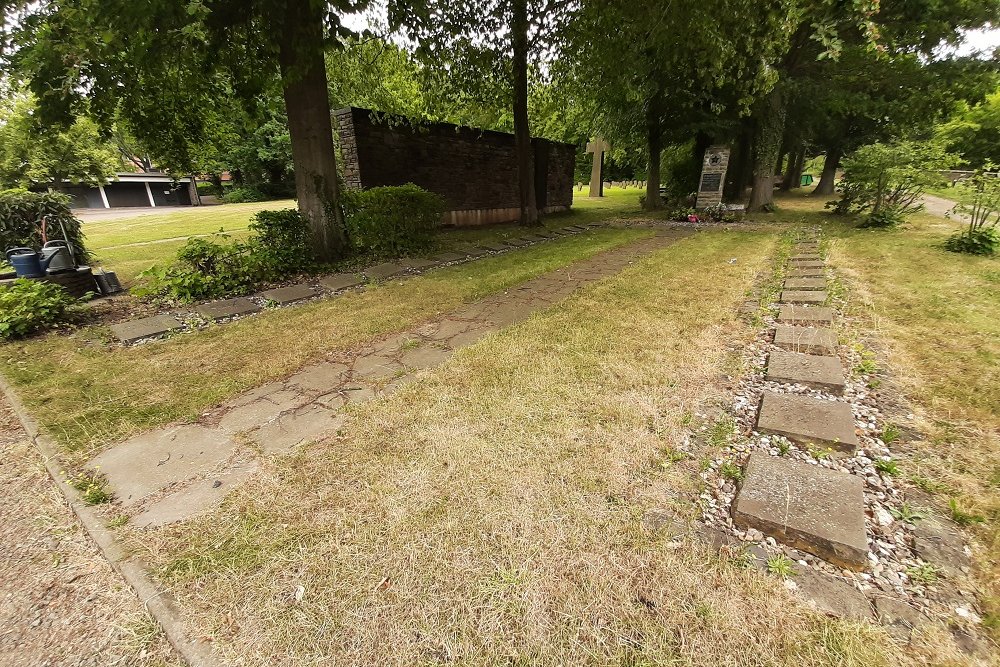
512, 0, 538, 226
780, 145, 803, 190
814, 145, 842, 196
725, 117, 754, 202
748, 88, 786, 212
789, 147, 806, 189
643, 98, 663, 210
278, 0, 347, 261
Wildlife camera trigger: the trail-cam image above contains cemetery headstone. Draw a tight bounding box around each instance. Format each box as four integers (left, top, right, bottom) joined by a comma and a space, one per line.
695, 145, 730, 209
586, 137, 610, 198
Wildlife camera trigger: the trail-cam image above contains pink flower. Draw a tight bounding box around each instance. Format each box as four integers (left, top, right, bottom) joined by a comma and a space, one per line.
688, 214, 700, 223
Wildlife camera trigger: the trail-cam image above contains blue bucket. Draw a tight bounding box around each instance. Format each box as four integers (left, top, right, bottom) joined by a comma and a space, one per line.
6, 247, 45, 278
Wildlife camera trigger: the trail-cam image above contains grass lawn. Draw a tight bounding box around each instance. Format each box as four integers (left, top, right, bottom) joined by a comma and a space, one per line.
141, 226, 911, 667
83, 188, 648, 285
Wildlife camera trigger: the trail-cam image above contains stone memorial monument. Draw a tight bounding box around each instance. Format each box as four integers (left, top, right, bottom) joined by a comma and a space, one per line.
695, 145, 730, 209
586, 137, 610, 198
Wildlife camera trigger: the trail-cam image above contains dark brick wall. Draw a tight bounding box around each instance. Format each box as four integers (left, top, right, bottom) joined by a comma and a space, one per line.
334, 107, 574, 214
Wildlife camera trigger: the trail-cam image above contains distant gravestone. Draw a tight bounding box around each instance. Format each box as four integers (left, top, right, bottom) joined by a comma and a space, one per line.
696, 145, 730, 209
585, 137, 610, 198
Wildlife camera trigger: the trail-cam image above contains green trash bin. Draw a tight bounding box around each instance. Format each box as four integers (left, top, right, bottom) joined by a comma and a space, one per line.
800, 173, 814, 186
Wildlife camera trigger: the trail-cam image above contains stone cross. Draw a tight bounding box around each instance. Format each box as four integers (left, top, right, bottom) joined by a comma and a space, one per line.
586, 137, 610, 198
695, 144, 731, 209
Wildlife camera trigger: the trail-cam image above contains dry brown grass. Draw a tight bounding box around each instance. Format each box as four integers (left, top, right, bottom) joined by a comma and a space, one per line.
0, 397, 182, 667
129, 228, 932, 666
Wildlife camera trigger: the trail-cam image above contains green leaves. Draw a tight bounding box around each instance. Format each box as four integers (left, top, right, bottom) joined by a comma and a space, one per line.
0, 278, 79, 340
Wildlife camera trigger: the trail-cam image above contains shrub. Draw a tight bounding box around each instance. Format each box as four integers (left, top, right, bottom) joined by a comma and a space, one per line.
136, 209, 313, 303
0, 278, 79, 339
342, 184, 445, 256
221, 186, 269, 204
248, 209, 313, 274
196, 182, 221, 197
944, 167, 1000, 256
0, 189, 90, 263
830, 141, 956, 227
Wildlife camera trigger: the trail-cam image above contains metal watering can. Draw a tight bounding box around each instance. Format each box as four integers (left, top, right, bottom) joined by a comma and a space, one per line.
6, 241, 76, 278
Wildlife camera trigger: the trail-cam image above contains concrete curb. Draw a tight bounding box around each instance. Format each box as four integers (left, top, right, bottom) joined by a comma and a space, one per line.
0, 375, 219, 667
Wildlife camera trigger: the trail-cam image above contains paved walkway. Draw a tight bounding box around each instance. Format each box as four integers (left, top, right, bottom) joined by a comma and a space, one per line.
922, 193, 959, 219
91, 229, 694, 528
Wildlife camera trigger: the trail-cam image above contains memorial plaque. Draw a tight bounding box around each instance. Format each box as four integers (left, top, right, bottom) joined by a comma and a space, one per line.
699, 172, 722, 193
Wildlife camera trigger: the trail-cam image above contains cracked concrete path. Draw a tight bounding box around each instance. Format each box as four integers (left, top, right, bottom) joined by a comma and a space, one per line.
90, 229, 694, 527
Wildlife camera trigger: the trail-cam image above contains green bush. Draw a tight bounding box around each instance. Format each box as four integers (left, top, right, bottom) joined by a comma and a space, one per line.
0, 278, 78, 339
0, 189, 90, 263
248, 209, 314, 274
221, 186, 269, 204
944, 167, 1000, 256
830, 141, 956, 227
342, 184, 445, 256
196, 182, 221, 197
136, 209, 313, 303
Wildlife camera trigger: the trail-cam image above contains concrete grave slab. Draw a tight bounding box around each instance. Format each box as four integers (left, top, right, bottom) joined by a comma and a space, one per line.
766, 350, 846, 393
257, 284, 320, 305
783, 278, 826, 291
732, 453, 867, 569
89, 424, 237, 507
756, 391, 859, 451
463, 246, 490, 258
787, 260, 824, 269
110, 314, 182, 344
504, 237, 532, 247
131, 459, 260, 528
773, 325, 837, 355
565, 225, 587, 232
912, 515, 970, 579
364, 262, 407, 281
787, 267, 825, 278
479, 242, 512, 252
318, 273, 365, 292
790, 254, 821, 261
399, 258, 439, 270
794, 569, 873, 621
195, 298, 261, 321
430, 252, 468, 263
781, 290, 827, 304
776, 305, 834, 327
873, 596, 928, 641
534, 231, 557, 239
519, 234, 548, 243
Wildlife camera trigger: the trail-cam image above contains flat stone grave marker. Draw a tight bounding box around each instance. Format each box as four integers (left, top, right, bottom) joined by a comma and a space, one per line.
400, 258, 439, 270
257, 284, 320, 305
534, 231, 557, 239
110, 314, 183, 344
781, 290, 827, 304
732, 453, 867, 569
565, 225, 587, 232
776, 305, 834, 327
318, 273, 365, 292
519, 234, 548, 243
195, 298, 261, 321
430, 251, 469, 263
479, 242, 512, 252
773, 324, 837, 355
756, 391, 859, 452
791, 254, 821, 261
365, 262, 406, 281
463, 246, 490, 258
504, 237, 532, 247
787, 267, 825, 278
783, 278, 826, 291
788, 260, 824, 269
793, 569, 873, 621
766, 350, 846, 394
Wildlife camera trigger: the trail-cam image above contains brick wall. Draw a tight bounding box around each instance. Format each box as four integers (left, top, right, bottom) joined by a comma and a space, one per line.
334, 107, 574, 225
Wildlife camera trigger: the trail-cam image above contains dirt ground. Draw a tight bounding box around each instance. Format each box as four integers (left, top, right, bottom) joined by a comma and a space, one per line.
0, 396, 181, 667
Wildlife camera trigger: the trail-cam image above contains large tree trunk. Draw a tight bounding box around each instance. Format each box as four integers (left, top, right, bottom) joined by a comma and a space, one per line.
725, 117, 754, 202
781, 145, 804, 190
512, 0, 538, 226
789, 147, 806, 189
748, 88, 786, 212
278, 0, 347, 261
814, 145, 842, 195
643, 98, 663, 210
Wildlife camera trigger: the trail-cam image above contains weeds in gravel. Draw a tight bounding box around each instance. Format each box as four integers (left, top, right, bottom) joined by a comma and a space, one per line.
890, 503, 926, 524
719, 460, 744, 482
708, 415, 737, 447
906, 563, 941, 585
874, 458, 899, 476
880, 423, 901, 445
767, 554, 796, 578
